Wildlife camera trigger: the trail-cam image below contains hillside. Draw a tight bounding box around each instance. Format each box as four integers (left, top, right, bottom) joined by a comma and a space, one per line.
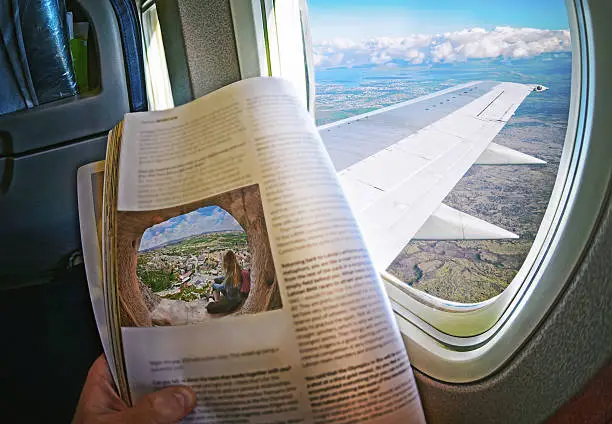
137, 231, 250, 301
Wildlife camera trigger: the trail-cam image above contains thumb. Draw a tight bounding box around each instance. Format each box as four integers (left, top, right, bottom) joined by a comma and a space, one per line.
126, 386, 196, 424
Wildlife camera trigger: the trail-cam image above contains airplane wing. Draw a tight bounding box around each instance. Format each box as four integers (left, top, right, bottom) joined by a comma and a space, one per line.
318, 81, 547, 270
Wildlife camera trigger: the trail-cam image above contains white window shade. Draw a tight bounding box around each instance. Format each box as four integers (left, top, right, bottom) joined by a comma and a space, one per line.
142, 4, 174, 111
230, 0, 313, 112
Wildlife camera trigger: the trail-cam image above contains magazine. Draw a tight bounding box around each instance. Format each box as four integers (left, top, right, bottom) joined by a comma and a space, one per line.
77, 77, 426, 423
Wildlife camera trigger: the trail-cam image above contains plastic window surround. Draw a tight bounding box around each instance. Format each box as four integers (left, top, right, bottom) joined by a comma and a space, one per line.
398, 0, 612, 382
231, 0, 610, 382
140, 1, 174, 110
230, 0, 312, 111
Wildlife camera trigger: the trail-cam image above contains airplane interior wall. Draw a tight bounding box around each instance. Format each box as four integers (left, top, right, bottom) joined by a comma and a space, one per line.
415, 190, 612, 422
154, 0, 241, 104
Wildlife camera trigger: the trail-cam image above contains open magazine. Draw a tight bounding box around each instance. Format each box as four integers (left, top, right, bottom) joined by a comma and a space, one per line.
77, 77, 426, 423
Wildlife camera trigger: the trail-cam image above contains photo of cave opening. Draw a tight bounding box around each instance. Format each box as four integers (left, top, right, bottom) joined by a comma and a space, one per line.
116, 184, 282, 326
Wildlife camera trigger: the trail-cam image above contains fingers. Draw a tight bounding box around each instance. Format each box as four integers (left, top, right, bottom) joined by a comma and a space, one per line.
125, 386, 197, 424
85, 355, 126, 410
73, 355, 127, 423
74, 355, 197, 424
87, 355, 113, 385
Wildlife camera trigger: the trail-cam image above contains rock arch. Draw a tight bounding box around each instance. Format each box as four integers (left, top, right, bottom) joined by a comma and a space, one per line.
116, 184, 280, 326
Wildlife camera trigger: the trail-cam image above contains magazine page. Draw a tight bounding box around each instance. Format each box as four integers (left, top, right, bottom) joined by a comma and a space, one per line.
77, 161, 118, 385
105, 77, 426, 423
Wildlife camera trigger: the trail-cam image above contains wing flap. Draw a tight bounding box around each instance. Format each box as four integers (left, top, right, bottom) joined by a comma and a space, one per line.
413, 203, 519, 240
476, 142, 546, 165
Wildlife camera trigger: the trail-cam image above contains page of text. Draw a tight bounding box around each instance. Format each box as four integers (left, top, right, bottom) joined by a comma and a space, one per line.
115, 77, 425, 423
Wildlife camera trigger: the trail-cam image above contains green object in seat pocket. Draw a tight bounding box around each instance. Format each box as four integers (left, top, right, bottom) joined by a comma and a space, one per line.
70, 37, 88, 93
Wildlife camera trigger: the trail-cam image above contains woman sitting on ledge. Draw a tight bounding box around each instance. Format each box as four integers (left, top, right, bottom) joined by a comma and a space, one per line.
206, 250, 243, 314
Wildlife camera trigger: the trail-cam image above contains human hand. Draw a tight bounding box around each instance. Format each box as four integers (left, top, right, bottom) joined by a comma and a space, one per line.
73, 355, 196, 424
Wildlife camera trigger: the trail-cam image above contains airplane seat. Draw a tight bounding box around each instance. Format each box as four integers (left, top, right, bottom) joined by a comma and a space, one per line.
0, 0, 146, 421
1, 0, 245, 419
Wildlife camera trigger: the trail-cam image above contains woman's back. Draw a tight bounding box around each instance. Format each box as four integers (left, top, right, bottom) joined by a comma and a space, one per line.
223, 268, 242, 305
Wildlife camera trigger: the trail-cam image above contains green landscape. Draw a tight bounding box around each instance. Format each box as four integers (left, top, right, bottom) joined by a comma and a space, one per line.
137, 231, 250, 302
389, 240, 530, 302
388, 114, 566, 303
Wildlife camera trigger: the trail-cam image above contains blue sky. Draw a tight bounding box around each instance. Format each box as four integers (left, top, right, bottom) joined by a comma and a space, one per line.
308, 0, 570, 41
139, 206, 242, 251
308, 0, 571, 69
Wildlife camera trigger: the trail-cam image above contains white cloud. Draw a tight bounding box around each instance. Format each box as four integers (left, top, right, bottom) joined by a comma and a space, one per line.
313, 27, 571, 68
139, 207, 243, 251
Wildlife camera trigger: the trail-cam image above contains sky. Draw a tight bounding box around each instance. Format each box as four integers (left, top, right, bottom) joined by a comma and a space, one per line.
308, 0, 570, 41
308, 0, 571, 68
139, 206, 243, 251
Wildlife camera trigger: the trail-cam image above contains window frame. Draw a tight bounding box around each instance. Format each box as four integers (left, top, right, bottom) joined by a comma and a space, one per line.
393, 0, 610, 382
230, 0, 314, 111
232, 0, 609, 383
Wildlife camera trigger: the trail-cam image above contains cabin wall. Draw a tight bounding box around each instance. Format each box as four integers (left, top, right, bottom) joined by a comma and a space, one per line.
414, 136, 612, 424
156, 0, 241, 104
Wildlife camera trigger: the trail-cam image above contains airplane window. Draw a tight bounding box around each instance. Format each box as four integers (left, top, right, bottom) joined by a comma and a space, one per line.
309, 0, 572, 304
141, 3, 174, 111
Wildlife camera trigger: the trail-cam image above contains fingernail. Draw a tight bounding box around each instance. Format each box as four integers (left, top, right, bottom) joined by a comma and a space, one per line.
173, 388, 195, 409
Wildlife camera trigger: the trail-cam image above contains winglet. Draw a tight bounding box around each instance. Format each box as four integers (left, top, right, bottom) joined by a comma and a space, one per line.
475, 142, 546, 165
533, 84, 549, 92
413, 204, 519, 240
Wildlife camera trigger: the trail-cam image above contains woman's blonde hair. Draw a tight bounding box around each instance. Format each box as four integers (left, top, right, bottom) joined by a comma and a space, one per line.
223, 250, 242, 288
